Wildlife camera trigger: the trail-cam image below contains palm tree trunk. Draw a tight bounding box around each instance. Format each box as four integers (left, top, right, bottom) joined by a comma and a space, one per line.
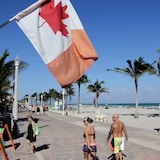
95, 97, 98, 109
77, 84, 80, 114
93, 97, 98, 114
135, 78, 139, 118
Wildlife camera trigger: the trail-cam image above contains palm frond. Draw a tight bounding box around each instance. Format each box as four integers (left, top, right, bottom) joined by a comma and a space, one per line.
157, 49, 160, 53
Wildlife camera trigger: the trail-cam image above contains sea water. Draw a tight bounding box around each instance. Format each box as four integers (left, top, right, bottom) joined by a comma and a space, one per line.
83, 103, 160, 109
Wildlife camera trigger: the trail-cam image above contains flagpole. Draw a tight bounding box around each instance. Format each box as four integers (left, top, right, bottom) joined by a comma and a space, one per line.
0, 0, 48, 29
62, 88, 65, 116
0, 20, 13, 29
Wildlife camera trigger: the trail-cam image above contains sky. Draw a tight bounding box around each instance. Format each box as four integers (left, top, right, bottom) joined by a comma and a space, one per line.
0, 0, 160, 104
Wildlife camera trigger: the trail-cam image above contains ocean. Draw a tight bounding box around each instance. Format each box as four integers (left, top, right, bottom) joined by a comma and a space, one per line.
52, 102, 160, 111
83, 103, 160, 109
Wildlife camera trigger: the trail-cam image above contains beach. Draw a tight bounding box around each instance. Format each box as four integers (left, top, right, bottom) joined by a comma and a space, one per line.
63, 106, 160, 131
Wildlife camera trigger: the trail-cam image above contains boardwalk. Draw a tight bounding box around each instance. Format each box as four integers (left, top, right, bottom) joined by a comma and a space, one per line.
4, 109, 160, 160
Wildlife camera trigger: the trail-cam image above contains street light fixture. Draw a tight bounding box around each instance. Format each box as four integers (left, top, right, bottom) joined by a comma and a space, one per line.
13, 56, 20, 120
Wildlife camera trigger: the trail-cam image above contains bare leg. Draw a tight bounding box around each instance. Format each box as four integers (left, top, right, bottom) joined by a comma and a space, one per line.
32, 143, 36, 153
91, 152, 96, 160
119, 151, 123, 160
115, 153, 119, 160
84, 152, 89, 160
27, 140, 33, 153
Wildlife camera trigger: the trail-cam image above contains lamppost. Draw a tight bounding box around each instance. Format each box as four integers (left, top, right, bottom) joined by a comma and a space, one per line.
62, 88, 65, 116
13, 56, 20, 121
40, 94, 43, 113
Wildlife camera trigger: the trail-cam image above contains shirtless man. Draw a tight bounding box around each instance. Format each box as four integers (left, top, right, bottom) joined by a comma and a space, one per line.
107, 114, 128, 160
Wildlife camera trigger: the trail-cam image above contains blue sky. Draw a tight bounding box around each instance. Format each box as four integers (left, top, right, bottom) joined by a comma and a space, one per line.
0, 0, 160, 104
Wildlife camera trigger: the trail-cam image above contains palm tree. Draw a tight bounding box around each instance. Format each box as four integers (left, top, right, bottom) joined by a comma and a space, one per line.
31, 92, 38, 105
65, 84, 75, 105
75, 74, 90, 114
0, 50, 14, 99
0, 50, 28, 93
42, 92, 49, 104
48, 88, 58, 105
55, 91, 63, 108
87, 80, 109, 109
107, 57, 156, 118
0, 50, 28, 113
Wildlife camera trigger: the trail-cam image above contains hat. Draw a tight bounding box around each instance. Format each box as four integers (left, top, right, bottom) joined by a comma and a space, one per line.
83, 117, 88, 122
83, 117, 93, 123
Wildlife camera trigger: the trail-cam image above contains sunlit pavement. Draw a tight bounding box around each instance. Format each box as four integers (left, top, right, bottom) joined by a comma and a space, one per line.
4, 108, 160, 160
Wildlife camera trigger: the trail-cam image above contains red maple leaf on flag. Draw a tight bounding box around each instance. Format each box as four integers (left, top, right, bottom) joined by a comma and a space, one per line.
39, 0, 69, 37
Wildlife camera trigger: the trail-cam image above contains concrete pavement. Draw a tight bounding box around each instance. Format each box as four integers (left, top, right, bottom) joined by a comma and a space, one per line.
4, 109, 160, 160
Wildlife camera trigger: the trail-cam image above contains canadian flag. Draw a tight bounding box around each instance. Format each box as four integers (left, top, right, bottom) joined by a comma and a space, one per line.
11, 0, 98, 87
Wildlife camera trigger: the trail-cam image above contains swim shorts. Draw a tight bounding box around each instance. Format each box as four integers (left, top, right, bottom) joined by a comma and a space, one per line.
83, 143, 97, 153
114, 137, 122, 154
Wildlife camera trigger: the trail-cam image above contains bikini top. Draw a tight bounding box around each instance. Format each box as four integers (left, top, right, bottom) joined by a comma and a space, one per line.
83, 133, 95, 139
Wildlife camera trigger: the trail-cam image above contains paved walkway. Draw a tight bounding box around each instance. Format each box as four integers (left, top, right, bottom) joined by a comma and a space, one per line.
4, 109, 160, 160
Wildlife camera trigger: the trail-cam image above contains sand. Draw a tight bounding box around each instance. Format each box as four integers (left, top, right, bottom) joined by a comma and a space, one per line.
65, 106, 160, 131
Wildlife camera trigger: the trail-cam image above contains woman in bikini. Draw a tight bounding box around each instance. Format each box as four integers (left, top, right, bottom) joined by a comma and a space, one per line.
83, 117, 97, 160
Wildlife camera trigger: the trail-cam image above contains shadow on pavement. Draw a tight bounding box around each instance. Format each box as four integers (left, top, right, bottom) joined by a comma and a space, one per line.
15, 132, 26, 139
39, 125, 49, 129
36, 144, 50, 152
18, 118, 28, 122
14, 142, 21, 150
108, 152, 127, 160
148, 113, 160, 117
5, 142, 20, 150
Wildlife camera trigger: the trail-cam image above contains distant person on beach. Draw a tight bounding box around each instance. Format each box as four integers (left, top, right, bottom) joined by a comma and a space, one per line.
31, 105, 35, 114
107, 114, 128, 160
26, 115, 36, 153
28, 105, 32, 114
83, 117, 97, 160
43, 105, 47, 115
36, 106, 40, 115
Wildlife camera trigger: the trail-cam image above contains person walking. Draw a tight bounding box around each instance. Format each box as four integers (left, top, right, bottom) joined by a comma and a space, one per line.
28, 105, 32, 114
107, 114, 128, 160
36, 106, 40, 115
26, 115, 36, 153
83, 117, 97, 160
